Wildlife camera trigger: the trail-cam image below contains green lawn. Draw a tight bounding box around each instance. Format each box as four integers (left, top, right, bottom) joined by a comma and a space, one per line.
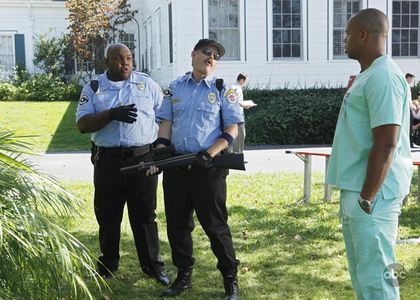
2, 101, 419, 299
63, 174, 420, 300
0, 101, 90, 153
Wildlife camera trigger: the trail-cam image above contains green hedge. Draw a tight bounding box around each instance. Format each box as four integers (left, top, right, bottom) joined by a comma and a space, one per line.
0, 73, 82, 101
243, 88, 346, 145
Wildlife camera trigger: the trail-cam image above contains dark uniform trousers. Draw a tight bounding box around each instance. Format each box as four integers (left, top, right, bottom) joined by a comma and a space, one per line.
162, 166, 238, 276
93, 147, 164, 273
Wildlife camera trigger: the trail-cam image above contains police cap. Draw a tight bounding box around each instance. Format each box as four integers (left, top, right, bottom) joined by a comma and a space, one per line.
193, 39, 225, 58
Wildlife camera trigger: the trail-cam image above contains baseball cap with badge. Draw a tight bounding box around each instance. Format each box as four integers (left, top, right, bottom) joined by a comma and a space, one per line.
194, 38, 225, 58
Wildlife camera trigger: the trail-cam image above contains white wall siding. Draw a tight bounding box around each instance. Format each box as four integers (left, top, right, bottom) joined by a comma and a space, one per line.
134, 0, 175, 86
1, 0, 419, 88
0, 0, 68, 74
139, 0, 420, 89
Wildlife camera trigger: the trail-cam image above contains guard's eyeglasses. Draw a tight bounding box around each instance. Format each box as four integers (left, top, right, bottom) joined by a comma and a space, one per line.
201, 48, 220, 61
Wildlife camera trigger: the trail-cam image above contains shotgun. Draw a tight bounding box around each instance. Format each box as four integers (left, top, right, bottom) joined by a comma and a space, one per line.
121, 152, 246, 172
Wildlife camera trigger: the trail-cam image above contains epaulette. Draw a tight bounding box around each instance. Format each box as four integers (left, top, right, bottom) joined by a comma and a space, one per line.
133, 70, 150, 77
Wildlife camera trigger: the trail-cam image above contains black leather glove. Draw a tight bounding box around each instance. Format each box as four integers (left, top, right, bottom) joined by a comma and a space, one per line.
197, 151, 214, 169
109, 104, 137, 123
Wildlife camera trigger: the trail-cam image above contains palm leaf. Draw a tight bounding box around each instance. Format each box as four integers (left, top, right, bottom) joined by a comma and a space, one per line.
0, 128, 106, 299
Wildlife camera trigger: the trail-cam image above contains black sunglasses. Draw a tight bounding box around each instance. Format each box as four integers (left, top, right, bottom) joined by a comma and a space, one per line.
201, 48, 221, 61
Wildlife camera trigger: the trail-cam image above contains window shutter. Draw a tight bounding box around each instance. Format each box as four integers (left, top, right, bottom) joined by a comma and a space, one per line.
14, 34, 26, 68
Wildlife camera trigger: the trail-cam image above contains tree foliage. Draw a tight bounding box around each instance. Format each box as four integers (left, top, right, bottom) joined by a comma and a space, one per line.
0, 129, 105, 299
33, 31, 70, 78
65, 0, 138, 79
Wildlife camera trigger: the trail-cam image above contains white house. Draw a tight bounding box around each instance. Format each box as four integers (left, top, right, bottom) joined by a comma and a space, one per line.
137, 0, 420, 88
1, 0, 420, 88
0, 0, 68, 78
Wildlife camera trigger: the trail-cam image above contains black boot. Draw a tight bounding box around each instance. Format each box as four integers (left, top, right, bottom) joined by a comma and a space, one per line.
97, 255, 118, 279
160, 268, 192, 297
223, 274, 239, 300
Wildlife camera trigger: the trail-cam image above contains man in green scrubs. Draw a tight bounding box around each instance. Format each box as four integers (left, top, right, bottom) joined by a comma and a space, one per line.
326, 8, 413, 300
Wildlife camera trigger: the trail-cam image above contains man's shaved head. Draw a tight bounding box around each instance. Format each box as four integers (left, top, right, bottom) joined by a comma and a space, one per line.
105, 43, 130, 59
349, 8, 389, 37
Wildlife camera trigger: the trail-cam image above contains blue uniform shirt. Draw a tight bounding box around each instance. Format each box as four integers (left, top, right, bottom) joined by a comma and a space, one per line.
157, 73, 244, 153
76, 71, 163, 147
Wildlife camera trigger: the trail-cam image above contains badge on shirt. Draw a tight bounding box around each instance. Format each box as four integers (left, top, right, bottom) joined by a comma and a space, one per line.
137, 82, 145, 91
79, 95, 89, 105
224, 88, 235, 97
208, 92, 216, 104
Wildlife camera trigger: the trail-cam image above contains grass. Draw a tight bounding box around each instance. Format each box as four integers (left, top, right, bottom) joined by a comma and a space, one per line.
0, 101, 90, 153
2, 101, 419, 298
62, 173, 420, 300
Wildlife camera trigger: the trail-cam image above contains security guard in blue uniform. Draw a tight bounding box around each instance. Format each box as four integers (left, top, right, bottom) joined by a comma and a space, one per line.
76, 44, 169, 285
148, 39, 243, 300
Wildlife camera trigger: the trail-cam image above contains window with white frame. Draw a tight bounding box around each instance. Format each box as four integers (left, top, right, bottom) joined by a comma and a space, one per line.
392, 0, 419, 57
0, 34, 15, 72
333, 0, 361, 58
272, 0, 302, 59
209, 0, 240, 60
119, 33, 137, 68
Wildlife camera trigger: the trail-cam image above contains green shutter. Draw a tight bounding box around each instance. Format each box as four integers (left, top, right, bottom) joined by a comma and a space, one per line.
14, 34, 26, 68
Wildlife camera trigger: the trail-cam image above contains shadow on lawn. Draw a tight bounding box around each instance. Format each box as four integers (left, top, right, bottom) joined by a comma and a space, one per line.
46, 101, 90, 152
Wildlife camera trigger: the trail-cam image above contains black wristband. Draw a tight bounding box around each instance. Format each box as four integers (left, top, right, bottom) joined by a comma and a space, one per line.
154, 137, 171, 147
220, 132, 234, 145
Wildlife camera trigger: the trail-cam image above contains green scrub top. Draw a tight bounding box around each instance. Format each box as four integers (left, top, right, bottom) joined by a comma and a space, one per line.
327, 55, 413, 199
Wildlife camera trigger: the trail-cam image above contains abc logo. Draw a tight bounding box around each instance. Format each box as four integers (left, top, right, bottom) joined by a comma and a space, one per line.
383, 263, 407, 287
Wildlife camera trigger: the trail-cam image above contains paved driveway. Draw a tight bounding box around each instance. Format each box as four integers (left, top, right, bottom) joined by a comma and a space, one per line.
29, 146, 333, 181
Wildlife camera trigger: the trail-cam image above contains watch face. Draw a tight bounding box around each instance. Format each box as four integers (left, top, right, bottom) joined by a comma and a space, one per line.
361, 200, 371, 209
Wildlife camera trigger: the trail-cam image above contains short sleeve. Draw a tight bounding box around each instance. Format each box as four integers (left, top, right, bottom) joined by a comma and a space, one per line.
149, 79, 163, 115
221, 85, 244, 127
365, 73, 405, 129
156, 81, 176, 122
76, 84, 95, 122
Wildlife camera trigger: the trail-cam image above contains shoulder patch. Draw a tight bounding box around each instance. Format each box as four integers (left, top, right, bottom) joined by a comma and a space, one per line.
227, 93, 237, 103
163, 88, 173, 98
79, 95, 89, 105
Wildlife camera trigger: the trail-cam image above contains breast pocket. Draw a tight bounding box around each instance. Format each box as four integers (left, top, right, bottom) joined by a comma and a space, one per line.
131, 92, 155, 118
173, 103, 187, 123
93, 93, 113, 112
197, 103, 219, 128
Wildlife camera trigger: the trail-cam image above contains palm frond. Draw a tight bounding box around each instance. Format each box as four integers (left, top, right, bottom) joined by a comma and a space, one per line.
0, 128, 106, 299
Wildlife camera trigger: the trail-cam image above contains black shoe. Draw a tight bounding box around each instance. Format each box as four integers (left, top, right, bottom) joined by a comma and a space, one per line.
97, 263, 117, 279
223, 275, 239, 300
160, 268, 193, 297
143, 267, 171, 286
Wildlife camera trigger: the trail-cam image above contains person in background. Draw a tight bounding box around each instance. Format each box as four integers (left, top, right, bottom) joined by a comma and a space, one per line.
148, 38, 243, 300
75, 44, 169, 285
230, 73, 252, 153
326, 9, 412, 299
405, 73, 415, 87
406, 73, 418, 147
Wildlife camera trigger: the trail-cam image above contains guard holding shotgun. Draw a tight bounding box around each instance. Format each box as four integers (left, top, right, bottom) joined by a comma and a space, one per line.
147, 39, 243, 300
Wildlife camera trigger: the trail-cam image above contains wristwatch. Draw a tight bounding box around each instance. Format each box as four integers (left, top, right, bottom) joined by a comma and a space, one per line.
358, 195, 373, 215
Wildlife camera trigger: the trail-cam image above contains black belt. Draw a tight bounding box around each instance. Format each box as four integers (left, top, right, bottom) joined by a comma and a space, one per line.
97, 144, 152, 158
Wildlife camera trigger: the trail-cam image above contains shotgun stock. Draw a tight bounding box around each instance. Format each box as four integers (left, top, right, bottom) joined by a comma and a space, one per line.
121, 152, 246, 172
